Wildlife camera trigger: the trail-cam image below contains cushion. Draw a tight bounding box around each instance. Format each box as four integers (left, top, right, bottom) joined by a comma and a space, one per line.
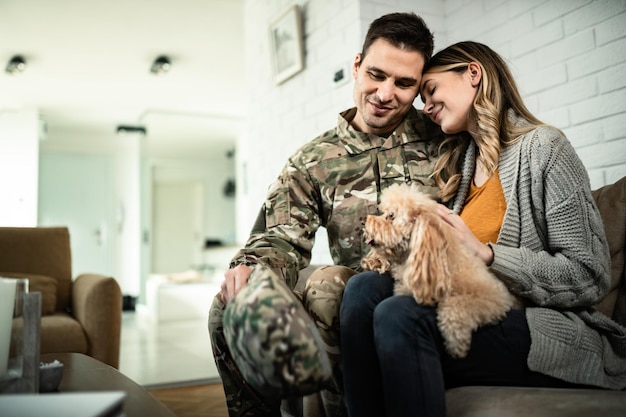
223, 264, 332, 399
40, 312, 88, 353
0, 273, 58, 316
0, 227, 72, 310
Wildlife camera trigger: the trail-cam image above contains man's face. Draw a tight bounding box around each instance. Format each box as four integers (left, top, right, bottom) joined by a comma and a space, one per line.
351, 39, 425, 135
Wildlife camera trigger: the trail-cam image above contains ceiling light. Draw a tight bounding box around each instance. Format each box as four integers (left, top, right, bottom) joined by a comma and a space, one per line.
116, 125, 147, 136
6, 55, 26, 75
150, 55, 171, 75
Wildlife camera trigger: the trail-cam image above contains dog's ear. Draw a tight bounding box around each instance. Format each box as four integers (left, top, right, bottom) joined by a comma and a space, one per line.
403, 211, 452, 305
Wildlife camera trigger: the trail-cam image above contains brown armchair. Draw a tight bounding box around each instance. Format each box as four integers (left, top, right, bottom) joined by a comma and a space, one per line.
0, 226, 122, 368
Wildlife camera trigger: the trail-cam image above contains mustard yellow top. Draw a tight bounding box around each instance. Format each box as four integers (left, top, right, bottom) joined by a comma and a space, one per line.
459, 169, 506, 244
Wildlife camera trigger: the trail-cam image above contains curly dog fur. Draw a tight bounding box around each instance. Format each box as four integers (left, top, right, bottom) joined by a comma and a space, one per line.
361, 183, 517, 358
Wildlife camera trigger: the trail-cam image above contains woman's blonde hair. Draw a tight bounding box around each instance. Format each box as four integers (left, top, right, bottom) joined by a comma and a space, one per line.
424, 41, 546, 201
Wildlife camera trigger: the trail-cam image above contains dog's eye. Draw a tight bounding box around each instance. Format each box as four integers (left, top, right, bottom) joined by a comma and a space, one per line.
387, 212, 395, 221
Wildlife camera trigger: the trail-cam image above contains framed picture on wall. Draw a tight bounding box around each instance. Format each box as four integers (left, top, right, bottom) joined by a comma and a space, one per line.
269, 5, 304, 85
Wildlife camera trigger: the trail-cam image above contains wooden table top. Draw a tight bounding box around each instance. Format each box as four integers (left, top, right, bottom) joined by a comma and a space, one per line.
40, 352, 175, 417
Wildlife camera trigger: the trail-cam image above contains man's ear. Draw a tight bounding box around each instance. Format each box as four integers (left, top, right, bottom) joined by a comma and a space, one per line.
352, 53, 362, 79
468, 62, 482, 87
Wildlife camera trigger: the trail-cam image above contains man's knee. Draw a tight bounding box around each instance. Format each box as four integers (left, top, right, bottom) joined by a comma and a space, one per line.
208, 293, 225, 335
223, 264, 332, 399
302, 265, 357, 328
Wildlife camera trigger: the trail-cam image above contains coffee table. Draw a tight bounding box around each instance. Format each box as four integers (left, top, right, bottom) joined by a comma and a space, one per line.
41, 352, 175, 417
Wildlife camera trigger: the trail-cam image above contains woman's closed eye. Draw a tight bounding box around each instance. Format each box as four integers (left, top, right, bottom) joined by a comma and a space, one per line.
421, 87, 435, 103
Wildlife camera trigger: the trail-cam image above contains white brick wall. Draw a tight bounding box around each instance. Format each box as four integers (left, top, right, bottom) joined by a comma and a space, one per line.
240, 0, 626, 248
441, 0, 626, 188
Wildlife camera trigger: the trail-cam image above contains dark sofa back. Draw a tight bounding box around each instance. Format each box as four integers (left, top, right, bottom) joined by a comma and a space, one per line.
591, 176, 626, 325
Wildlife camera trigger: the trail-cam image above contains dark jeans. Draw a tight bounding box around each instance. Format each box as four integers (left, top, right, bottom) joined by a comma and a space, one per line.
340, 271, 577, 417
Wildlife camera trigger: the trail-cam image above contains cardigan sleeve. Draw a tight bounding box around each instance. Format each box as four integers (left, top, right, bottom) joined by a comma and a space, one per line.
489, 128, 611, 308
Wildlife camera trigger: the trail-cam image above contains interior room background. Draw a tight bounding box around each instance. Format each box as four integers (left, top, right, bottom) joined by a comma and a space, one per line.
1, 0, 624, 307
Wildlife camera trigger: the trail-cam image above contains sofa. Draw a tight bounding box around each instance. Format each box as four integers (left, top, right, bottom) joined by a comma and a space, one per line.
291, 175, 626, 416
0, 226, 122, 368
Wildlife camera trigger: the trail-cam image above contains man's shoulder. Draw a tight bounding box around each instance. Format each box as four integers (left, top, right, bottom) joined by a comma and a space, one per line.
290, 124, 347, 164
404, 107, 444, 141
297, 128, 341, 153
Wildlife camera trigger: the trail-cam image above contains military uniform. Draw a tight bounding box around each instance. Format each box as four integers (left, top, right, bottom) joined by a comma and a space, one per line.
208, 106, 443, 416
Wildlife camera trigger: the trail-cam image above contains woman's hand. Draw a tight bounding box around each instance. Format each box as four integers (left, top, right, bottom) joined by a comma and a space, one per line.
436, 204, 494, 266
218, 264, 253, 304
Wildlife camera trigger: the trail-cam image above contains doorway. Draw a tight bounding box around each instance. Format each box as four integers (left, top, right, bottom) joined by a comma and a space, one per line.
151, 181, 204, 274
38, 153, 115, 276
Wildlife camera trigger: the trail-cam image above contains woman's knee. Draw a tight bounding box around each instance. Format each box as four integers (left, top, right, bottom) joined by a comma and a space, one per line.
344, 271, 394, 299
373, 297, 439, 341
340, 272, 394, 330
342, 272, 394, 311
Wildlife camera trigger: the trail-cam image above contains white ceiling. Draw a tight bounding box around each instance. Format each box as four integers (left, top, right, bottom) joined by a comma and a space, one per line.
0, 0, 245, 158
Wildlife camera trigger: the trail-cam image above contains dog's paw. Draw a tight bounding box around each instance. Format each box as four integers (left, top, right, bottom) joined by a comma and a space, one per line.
361, 253, 390, 274
360, 258, 379, 272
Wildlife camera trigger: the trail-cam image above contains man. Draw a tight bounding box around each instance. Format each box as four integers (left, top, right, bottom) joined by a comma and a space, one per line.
209, 12, 443, 417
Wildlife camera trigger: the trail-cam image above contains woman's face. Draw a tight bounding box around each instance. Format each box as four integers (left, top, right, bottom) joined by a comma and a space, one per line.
420, 64, 480, 134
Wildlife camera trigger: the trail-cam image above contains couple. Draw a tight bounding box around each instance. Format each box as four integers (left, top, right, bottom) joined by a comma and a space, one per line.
210, 11, 625, 417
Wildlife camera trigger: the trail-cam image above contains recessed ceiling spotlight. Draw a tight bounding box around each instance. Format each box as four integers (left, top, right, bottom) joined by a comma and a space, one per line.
150, 55, 171, 75
6, 55, 26, 75
116, 125, 147, 136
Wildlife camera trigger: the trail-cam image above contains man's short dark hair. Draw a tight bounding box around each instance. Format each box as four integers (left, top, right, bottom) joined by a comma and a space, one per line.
361, 12, 434, 65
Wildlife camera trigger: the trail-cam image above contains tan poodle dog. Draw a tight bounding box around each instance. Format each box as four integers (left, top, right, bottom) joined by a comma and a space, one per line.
361, 183, 517, 358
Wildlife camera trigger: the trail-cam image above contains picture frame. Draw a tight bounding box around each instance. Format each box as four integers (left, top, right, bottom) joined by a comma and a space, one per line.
269, 5, 304, 85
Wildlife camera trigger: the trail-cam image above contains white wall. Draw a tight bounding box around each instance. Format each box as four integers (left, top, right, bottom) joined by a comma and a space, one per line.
113, 133, 142, 296
239, 0, 361, 250
239, 0, 626, 262
0, 109, 39, 226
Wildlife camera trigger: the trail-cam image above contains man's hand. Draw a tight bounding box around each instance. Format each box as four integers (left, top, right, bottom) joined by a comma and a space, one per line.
219, 264, 253, 304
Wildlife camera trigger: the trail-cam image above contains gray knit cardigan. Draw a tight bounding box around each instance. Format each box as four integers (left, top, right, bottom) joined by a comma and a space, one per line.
451, 117, 626, 390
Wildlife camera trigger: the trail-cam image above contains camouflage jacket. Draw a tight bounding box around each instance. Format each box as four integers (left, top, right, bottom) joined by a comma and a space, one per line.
230, 106, 444, 289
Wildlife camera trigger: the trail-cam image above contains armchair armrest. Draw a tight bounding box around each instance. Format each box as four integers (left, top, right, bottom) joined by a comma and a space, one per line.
72, 274, 123, 368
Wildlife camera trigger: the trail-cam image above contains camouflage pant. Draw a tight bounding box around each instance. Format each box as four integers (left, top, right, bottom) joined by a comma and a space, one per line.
208, 265, 355, 417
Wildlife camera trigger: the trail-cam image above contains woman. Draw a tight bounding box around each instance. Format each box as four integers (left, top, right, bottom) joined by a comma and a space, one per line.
340, 41, 626, 417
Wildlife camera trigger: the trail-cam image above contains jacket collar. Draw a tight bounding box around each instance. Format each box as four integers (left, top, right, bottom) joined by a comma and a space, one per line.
336, 107, 433, 155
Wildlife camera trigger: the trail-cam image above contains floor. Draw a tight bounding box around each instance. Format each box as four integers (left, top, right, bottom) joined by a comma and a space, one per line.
149, 383, 228, 417
119, 311, 221, 389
